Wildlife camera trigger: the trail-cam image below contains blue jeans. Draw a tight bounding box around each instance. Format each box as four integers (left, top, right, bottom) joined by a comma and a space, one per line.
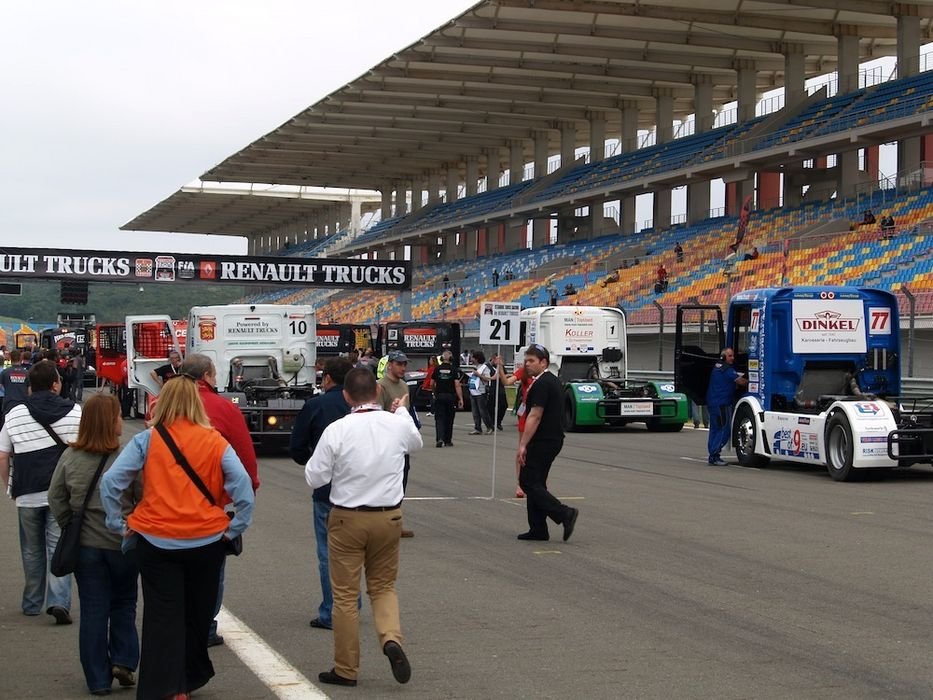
18, 506, 72, 614
314, 500, 360, 626
75, 546, 140, 693
708, 405, 732, 462
314, 500, 334, 626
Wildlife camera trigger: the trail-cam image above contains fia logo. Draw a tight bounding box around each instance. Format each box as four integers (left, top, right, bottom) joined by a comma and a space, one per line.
177, 260, 196, 279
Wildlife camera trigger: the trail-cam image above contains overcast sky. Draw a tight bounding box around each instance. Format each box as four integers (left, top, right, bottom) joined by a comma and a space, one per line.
0, 0, 477, 255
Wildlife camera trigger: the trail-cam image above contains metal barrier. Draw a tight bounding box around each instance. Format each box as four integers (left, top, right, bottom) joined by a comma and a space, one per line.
628, 370, 933, 399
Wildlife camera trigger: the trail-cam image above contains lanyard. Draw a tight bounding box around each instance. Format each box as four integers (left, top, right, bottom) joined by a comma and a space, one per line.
351, 403, 382, 413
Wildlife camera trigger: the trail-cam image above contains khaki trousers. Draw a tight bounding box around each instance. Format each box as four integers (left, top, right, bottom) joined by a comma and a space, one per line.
328, 507, 403, 679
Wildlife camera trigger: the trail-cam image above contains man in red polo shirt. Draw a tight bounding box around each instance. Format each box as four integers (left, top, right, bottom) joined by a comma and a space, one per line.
180, 353, 259, 647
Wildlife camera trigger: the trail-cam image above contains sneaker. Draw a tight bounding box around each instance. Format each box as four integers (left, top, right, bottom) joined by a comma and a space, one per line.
709, 459, 728, 466
468, 430, 482, 435
693, 423, 700, 429
435, 441, 444, 448
485, 428, 495, 434
444, 441, 454, 447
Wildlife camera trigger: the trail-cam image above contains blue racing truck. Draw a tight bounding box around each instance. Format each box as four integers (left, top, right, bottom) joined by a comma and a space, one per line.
675, 287, 933, 481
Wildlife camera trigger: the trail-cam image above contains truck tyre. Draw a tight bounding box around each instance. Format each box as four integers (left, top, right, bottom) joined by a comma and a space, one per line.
734, 405, 769, 467
562, 394, 579, 433
826, 413, 858, 481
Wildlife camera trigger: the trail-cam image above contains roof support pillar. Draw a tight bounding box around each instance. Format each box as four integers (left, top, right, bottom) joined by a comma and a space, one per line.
783, 46, 806, 109
897, 13, 921, 76
736, 61, 757, 122
349, 198, 361, 234
411, 180, 423, 211
427, 171, 441, 204
653, 89, 673, 144
620, 194, 636, 235
381, 186, 392, 220
465, 156, 479, 196
485, 148, 501, 191
560, 122, 577, 167
446, 165, 459, 203
897, 12, 922, 174
693, 78, 714, 134
394, 184, 406, 217
533, 130, 550, 179
688, 79, 712, 224
836, 30, 860, 95
653, 89, 673, 230
509, 140, 525, 185
588, 111, 606, 163
619, 100, 639, 154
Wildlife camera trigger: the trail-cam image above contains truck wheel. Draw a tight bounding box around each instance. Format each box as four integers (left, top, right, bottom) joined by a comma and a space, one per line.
562, 395, 578, 433
734, 405, 769, 467
826, 413, 858, 481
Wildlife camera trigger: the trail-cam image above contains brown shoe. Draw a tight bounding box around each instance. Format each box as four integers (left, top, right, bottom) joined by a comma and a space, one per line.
111, 665, 136, 687
400, 529, 414, 538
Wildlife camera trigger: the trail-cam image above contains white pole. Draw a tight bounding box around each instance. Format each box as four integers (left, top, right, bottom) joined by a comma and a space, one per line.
491, 342, 500, 499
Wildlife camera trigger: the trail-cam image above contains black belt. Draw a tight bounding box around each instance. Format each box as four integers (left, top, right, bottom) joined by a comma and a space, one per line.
333, 502, 402, 512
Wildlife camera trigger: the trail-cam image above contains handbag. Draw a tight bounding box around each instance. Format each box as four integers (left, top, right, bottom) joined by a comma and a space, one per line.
155, 424, 243, 556
50, 453, 109, 577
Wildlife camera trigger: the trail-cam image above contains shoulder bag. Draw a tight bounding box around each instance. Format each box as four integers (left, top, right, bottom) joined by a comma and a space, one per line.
154, 424, 243, 556
50, 453, 109, 577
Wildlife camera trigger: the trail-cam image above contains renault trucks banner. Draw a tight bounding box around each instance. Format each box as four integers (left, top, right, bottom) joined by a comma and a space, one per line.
0, 248, 411, 290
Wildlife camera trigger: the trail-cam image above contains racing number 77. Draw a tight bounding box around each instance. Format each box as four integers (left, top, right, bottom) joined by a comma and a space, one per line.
870, 309, 889, 331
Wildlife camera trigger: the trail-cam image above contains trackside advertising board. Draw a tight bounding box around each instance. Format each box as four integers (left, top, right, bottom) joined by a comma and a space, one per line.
0, 248, 411, 290
791, 299, 867, 353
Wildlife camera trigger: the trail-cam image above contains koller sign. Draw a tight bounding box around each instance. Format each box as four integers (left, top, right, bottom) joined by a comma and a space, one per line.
0, 248, 412, 290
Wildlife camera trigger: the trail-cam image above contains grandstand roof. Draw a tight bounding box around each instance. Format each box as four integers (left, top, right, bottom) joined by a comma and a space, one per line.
195, 0, 929, 193
122, 183, 380, 236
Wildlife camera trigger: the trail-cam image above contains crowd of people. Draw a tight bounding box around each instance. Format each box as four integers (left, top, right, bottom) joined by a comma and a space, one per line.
0, 337, 592, 694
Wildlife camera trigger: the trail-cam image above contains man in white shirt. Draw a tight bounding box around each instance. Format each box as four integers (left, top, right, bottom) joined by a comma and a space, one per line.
0, 360, 81, 624
305, 368, 422, 688
467, 350, 494, 435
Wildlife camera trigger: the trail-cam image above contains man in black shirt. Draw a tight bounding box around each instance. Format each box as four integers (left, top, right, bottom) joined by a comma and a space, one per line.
149, 350, 182, 387
516, 344, 579, 542
430, 350, 463, 448
1, 349, 31, 415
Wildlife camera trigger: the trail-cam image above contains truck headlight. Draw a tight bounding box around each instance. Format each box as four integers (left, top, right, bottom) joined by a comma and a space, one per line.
267, 415, 278, 426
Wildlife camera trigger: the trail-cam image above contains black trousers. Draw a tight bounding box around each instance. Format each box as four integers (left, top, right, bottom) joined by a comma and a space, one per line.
518, 439, 569, 536
136, 537, 225, 700
486, 388, 507, 428
433, 393, 457, 444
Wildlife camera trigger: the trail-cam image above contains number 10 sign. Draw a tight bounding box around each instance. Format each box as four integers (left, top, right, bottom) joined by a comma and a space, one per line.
479, 301, 521, 345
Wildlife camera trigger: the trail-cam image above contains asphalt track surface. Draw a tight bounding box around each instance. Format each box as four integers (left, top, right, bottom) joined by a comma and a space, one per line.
5, 409, 933, 699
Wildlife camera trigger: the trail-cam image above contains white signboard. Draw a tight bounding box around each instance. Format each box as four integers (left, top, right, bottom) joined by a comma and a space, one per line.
792, 299, 866, 353
480, 301, 521, 345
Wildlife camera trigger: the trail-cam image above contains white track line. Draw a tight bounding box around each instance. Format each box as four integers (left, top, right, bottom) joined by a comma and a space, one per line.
216, 607, 329, 699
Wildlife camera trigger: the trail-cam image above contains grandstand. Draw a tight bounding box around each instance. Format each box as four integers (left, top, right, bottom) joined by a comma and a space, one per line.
123, 1, 933, 374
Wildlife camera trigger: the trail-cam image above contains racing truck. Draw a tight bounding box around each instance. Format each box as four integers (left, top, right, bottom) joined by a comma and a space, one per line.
516, 306, 688, 432
127, 305, 316, 447
674, 287, 933, 481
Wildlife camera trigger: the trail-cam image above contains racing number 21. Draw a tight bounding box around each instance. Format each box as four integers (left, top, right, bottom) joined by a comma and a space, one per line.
489, 318, 511, 341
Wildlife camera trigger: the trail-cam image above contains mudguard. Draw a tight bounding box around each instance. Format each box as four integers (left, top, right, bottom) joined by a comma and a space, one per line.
566, 382, 605, 427
649, 381, 689, 425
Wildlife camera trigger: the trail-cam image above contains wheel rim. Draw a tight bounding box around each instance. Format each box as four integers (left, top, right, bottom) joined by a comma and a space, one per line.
828, 424, 847, 470
736, 416, 755, 458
